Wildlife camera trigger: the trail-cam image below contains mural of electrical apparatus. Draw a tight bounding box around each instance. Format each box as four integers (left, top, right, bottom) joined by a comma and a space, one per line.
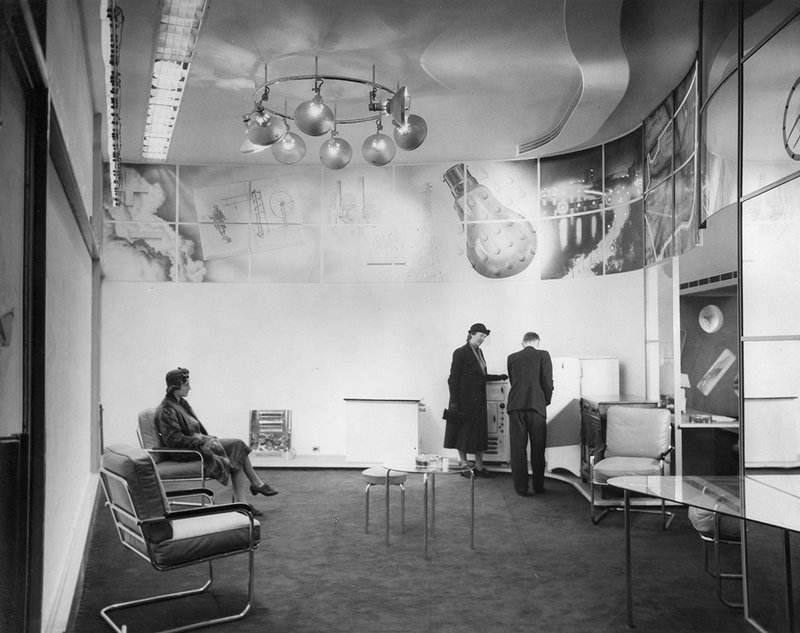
483, 380, 510, 463
443, 164, 537, 279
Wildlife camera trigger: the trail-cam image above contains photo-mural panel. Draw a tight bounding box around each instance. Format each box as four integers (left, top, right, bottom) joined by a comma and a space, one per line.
178, 222, 250, 283
322, 224, 396, 284
102, 165, 181, 281
540, 147, 602, 217
393, 163, 467, 224
644, 176, 675, 265
674, 158, 699, 255
539, 210, 604, 280
604, 199, 644, 274
105, 163, 177, 222
322, 165, 393, 225
177, 165, 322, 225
251, 225, 321, 283
459, 160, 538, 279
604, 127, 643, 207
644, 98, 674, 190
390, 222, 474, 283
103, 221, 178, 281
674, 67, 697, 170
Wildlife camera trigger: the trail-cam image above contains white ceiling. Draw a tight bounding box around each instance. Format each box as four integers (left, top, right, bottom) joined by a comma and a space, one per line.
81, 0, 701, 168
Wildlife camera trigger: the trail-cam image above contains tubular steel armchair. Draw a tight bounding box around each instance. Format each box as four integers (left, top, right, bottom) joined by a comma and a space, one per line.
99, 443, 261, 633
137, 407, 205, 493
589, 405, 675, 527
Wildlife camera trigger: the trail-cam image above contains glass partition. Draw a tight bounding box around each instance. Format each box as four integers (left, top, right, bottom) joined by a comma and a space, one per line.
742, 176, 800, 470
700, 72, 738, 221
742, 14, 800, 197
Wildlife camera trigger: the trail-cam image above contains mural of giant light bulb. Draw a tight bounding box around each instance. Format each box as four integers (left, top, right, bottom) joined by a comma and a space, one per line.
443, 164, 537, 278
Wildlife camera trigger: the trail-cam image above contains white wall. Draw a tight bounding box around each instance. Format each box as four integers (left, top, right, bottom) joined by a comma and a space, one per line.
43, 161, 94, 631
100, 270, 645, 456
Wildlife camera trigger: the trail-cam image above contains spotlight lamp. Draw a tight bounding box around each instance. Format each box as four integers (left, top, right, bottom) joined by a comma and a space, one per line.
242, 91, 287, 148
241, 58, 427, 168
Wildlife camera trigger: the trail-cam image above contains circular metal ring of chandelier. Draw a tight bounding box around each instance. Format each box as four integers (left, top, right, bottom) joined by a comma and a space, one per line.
241, 69, 428, 169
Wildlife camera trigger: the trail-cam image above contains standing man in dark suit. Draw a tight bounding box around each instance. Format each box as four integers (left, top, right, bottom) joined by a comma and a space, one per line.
506, 332, 554, 496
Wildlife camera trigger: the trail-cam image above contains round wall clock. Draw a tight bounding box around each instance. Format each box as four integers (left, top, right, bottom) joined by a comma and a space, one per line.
783, 75, 800, 161
699, 304, 724, 334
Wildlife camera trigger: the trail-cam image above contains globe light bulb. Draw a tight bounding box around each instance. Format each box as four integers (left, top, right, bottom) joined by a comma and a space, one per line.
294, 92, 335, 136
393, 114, 428, 150
361, 123, 397, 166
243, 107, 286, 147
320, 133, 352, 170
443, 163, 537, 278
271, 122, 307, 164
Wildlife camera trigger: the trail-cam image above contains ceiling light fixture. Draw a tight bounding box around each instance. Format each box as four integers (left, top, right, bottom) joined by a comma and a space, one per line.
142, 0, 209, 161
241, 58, 427, 169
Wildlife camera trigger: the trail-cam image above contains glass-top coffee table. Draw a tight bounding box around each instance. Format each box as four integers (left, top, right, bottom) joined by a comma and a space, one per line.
383, 460, 475, 560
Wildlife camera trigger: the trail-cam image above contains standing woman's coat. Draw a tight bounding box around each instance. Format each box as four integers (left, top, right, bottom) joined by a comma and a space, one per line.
444, 343, 505, 453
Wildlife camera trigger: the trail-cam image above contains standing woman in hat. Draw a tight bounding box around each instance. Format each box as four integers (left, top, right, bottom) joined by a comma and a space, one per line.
444, 324, 507, 477
155, 367, 278, 516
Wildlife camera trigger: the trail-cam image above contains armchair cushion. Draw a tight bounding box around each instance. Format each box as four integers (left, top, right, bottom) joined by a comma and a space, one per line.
151, 512, 261, 567
688, 506, 741, 540
605, 406, 671, 458
102, 444, 169, 519
138, 408, 166, 462
592, 456, 663, 484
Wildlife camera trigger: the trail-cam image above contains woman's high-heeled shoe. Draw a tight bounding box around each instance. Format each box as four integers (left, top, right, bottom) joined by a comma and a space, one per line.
250, 482, 279, 497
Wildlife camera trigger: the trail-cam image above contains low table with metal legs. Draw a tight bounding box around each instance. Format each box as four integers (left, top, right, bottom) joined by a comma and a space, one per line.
383, 461, 475, 560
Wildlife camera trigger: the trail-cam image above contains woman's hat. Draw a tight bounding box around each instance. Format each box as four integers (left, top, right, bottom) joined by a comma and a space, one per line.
165, 367, 190, 387
469, 323, 490, 335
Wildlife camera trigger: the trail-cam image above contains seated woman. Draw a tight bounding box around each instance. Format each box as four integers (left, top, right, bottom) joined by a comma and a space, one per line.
155, 367, 278, 517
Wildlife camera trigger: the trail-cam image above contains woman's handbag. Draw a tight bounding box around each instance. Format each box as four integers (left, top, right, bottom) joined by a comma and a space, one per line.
442, 408, 464, 425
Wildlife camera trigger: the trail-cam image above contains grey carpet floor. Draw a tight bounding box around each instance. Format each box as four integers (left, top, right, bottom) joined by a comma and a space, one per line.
67, 469, 753, 632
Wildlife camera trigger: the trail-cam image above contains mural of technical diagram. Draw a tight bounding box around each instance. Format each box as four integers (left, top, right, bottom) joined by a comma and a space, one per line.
323, 166, 393, 225
323, 225, 395, 284
193, 181, 252, 260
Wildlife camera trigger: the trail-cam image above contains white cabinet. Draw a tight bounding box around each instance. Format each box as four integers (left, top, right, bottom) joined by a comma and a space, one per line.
344, 398, 420, 463
545, 357, 620, 477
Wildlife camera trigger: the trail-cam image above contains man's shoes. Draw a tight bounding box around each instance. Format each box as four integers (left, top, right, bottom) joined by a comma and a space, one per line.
475, 468, 495, 479
250, 483, 279, 497
516, 490, 532, 497
533, 487, 546, 494
460, 471, 472, 479
249, 505, 264, 517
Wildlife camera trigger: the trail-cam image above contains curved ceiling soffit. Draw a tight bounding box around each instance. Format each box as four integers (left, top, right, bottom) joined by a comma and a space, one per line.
518, 0, 630, 157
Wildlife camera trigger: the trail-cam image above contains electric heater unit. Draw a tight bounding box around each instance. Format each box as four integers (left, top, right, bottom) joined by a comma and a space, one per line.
249, 409, 292, 455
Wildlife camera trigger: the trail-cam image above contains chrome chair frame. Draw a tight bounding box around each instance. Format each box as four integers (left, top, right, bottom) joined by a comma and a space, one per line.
589, 443, 675, 529
137, 408, 205, 503
698, 513, 744, 608
99, 457, 259, 633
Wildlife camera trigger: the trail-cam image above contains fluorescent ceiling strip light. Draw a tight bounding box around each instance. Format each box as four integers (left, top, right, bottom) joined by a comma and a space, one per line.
141, 0, 208, 161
